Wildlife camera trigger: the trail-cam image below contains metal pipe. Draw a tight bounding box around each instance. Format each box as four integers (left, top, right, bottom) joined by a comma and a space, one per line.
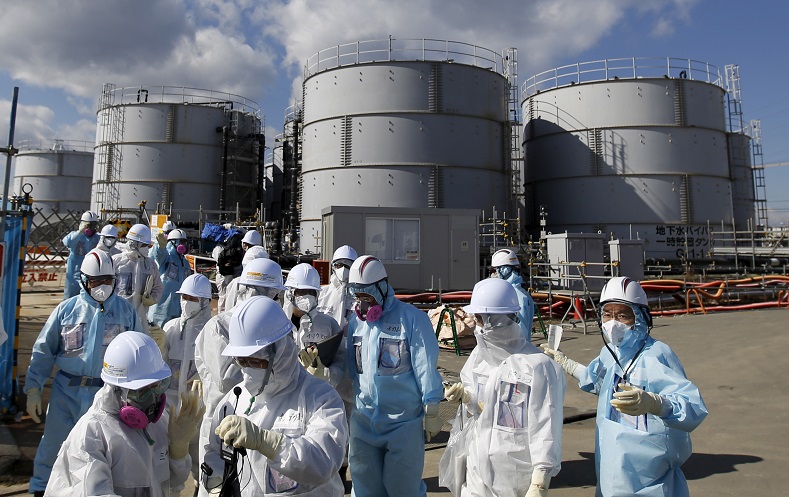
1, 87, 20, 240
218, 125, 229, 216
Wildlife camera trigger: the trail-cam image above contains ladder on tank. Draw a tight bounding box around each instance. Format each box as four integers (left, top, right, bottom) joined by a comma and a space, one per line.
750, 119, 768, 228
93, 83, 125, 217
503, 48, 522, 201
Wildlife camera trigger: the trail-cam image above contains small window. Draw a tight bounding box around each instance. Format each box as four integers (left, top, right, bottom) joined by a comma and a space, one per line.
365, 218, 420, 262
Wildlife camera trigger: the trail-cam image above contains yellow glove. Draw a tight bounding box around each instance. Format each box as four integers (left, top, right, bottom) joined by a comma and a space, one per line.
444, 382, 470, 403
525, 470, 551, 497
424, 404, 443, 442
26, 388, 42, 424
541, 344, 582, 378
216, 415, 283, 458
149, 325, 166, 355
307, 354, 327, 380
610, 383, 666, 416
157, 232, 167, 249
298, 347, 318, 369
169, 389, 205, 460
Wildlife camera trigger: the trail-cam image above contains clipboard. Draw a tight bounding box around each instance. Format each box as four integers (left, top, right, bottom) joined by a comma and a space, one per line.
305, 332, 344, 367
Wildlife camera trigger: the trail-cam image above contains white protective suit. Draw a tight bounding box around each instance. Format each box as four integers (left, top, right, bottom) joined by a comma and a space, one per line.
292, 309, 345, 388
316, 271, 354, 331
199, 336, 348, 496
113, 249, 163, 334
457, 324, 566, 497
45, 383, 191, 497
193, 310, 244, 464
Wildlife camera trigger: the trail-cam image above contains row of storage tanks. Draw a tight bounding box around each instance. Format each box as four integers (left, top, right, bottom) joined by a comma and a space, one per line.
11, 39, 755, 260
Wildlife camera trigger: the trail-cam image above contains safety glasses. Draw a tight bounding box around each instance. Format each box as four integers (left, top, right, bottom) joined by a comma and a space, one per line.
235, 356, 269, 369
128, 377, 171, 404
601, 304, 635, 324
332, 261, 349, 270
475, 313, 519, 329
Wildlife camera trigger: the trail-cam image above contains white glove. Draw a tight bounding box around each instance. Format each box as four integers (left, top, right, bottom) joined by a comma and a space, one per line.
610, 383, 667, 416
444, 382, 470, 403
156, 232, 167, 248
541, 344, 582, 378
216, 415, 284, 458
169, 389, 205, 459
306, 354, 327, 381
525, 469, 551, 497
424, 404, 443, 442
26, 388, 42, 424
149, 325, 166, 355
298, 347, 318, 369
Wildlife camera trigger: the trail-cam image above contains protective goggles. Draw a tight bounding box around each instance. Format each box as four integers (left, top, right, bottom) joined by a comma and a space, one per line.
348, 284, 382, 301
332, 261, 350, 269
85, 275, 116, 287
127, 377, 171, 404
600, 304, 636, 323
235, 356, 269, 369
475, 313, 520, 329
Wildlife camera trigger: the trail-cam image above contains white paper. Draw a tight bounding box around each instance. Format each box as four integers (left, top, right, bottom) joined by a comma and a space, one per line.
547, 324, 563, 351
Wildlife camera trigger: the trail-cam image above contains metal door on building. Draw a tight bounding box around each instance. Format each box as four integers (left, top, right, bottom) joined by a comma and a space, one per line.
450, 228, 477, 290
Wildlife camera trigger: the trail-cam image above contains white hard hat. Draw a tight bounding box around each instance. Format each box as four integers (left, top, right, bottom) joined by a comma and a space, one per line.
242, 245, 270, 266
161, 220, 176, 232
126, 224, 152, 244
101, 332, 171, 389
463, 278, 520, 314
99, 225, 118, 238
242, 230, 262, 246
80, 211, 99, 223
167, 228, 187, 241
80, 249, 115, 277
284, 263, 321, 290
332, 245, 358, 264
177, 273, 212, 299
348, 255, 387, 285
239, 258, 286, 290
222, 296, 293, 357
491, 248, 520, 267
600, 276, 648, 307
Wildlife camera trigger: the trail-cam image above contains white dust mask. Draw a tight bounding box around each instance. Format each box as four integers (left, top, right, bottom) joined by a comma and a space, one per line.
90, 284, 113, 302
180, 300, 202, 320
335, 266, 350, 283
602, 319, 630, 347
295, 295, 316, 313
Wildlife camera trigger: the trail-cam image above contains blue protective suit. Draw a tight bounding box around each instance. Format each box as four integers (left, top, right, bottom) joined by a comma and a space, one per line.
61, 230, 99, 299
24, 290, 142, 493
500, 272, 535, 340
148, 242, 190, 327
347, 282, 444, 497
577, 313, 707, 497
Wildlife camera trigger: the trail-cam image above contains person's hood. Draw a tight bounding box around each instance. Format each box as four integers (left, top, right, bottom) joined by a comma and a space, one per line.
243, 334, 302, 400
504, 271, 524, 287
606, 304, 651, 361
473, 322, 530, 365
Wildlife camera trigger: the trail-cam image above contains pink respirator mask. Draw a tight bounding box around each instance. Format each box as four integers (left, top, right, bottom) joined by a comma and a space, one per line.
119, 392, 166, 429
354, 300, 383, 322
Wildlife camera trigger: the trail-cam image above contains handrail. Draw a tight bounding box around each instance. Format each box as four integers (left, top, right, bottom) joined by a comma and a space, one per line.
304, 37, 504, 78
523, 57, 724, 97
16, 139, 94, 153
102, 85, 261, 117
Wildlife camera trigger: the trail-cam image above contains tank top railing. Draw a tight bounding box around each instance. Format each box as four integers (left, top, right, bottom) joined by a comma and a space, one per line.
304, 37, 504, 78
523, 57, 724, 97
105, 85, 261, 118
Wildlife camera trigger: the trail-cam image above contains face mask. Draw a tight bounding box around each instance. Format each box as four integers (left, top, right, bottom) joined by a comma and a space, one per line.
84, 228, 95, 237
181, 300, 202, 320
120, 392, 166, 429
242, 366, 272, 396
176, 244, 188, 255
602, 319, 630, 347
138, 245, 150, 257
354, 300, 383, 322
496, 266, 513, 280
334, 266, 349, 283
102, 237, 116, 248
295, 295, 316, 313
90, 284, 113, 302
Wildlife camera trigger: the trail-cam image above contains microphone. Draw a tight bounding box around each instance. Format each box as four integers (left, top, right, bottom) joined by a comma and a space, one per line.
232, 386, 242, 414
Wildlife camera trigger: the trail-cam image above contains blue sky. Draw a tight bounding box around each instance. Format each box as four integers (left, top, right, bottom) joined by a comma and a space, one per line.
2, 0, 788, 225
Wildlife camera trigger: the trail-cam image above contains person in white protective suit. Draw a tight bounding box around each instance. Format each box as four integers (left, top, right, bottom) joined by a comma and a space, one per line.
162, 273, 214, 484
346, 255, 444, 497
112, 223, 163, 335
490, 248, 536, 340
442, 278, 565, 497
45, 331, 204, 497
149, 228, 192, 327
199, 296, 348, 496
62, 210, 100, 299
224, 245, 270, 311
316, 245, 358, 331
96, 224, 121, 257
194, 257, 287, 467
25, 249, 143, 497
284, 263, 344, 385
542, 276, 708, 497
241, 228, 263, 251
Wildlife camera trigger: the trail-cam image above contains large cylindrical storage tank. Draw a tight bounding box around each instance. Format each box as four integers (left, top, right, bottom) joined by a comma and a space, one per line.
91, 85, 262, 223
299, 38, 510, 248
728, 132, 755, 228
523, 58, 733, 260
12, 140, 94, 219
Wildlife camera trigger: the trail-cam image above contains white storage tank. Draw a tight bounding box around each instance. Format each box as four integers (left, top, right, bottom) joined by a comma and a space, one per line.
91, 85, 263, 222
12, 139, 94, 219
523, 58, 734, 260
299, 38, 511, 248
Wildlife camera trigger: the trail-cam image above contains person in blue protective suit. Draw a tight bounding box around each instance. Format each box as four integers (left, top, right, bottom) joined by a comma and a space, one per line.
148, 228, 191, 327
24, 249, 143, 497
491, 248, 536, 340
199, 296, 348, 496
61, 210, 100, 299
346, 255, 444, 497
150, 219, 177, 262
443, 278, 565, 497
45, 331, 204, 497
543, 276, 708, 497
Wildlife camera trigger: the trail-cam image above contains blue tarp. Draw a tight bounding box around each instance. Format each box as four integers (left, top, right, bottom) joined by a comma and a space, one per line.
1, 215, 28, 411
200, 222, 243, 243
